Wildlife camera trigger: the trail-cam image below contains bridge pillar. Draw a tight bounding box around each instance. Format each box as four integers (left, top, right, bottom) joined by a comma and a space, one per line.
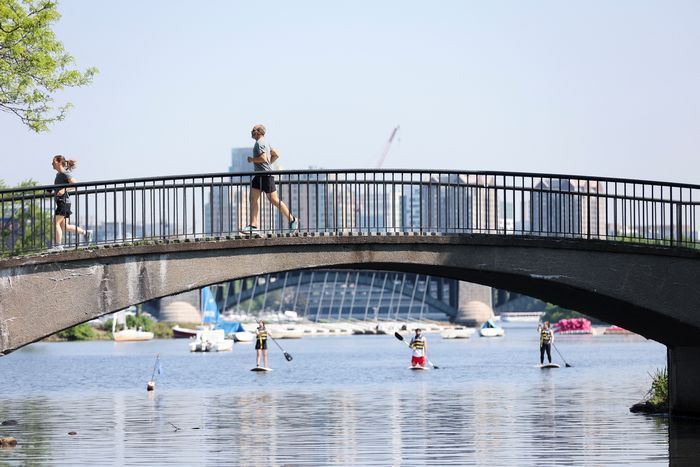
454, 282, 494, 326
668, 346, 700, 417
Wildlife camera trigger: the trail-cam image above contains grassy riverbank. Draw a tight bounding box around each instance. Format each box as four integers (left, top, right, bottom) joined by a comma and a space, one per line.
45, 319, 200, 341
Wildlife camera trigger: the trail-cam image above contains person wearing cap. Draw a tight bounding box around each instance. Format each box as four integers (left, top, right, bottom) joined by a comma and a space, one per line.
255, 320, 269, 368
409, 328, 428, 368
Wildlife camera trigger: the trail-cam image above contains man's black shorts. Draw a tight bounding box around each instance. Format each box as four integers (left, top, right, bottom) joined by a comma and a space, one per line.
251, 175, 276, 193
55, 200, 72, 217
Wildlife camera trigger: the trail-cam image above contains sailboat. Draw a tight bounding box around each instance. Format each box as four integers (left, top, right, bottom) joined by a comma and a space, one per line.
479, 319, 505, 337
189, 287, 234, 352
112, 309, 154, 342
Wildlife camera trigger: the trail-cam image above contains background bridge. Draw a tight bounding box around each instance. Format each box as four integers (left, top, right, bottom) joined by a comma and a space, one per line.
216, 270, 460, 321
2, 169, 700, 415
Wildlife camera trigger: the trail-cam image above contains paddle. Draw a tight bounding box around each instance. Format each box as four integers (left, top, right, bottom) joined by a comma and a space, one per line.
552, 343, 572, 367
268, 332, 293, 362
394, 331, 439, 369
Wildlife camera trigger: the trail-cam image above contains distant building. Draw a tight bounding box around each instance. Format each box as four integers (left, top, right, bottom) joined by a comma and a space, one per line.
530, 178, 582, 237
406, 174, 498, 234
205, 147, 252, 235
229, 147, 250, 173
575, 179, 607, 240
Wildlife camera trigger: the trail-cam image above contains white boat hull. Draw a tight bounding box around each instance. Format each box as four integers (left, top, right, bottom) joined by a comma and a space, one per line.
441, 327, 476, 339
113, 330, 154, 342
499, 312, 544, 323
233, 331, 254, 343
479, 327, 505, 337
268, 326, 304, 339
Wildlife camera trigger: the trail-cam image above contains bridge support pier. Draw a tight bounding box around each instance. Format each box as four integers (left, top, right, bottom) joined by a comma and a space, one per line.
668, 346, 700, 417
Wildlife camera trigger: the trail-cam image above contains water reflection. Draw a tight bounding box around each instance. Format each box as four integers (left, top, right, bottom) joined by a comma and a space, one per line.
0, 387, 676, 466
669, 417, 700, 467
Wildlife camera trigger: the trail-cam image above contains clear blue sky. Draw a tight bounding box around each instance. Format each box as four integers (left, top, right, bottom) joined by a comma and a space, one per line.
2, 0, 698, 186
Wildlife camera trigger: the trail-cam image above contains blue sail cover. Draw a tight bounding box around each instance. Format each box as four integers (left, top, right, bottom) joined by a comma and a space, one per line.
215, 321, 245, 335
201, 287, 219, 324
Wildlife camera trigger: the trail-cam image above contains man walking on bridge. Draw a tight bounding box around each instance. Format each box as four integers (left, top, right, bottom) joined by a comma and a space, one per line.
240, 124, 298, 235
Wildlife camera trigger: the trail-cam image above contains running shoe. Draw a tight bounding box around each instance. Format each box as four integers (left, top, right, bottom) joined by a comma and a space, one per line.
48, 245, 64, 252
289, 216, 299, 233
240, 225, 258, 236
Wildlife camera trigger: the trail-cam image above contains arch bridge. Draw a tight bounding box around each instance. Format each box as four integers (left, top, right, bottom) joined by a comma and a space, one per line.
216, 270, 460, 321
1, 169, 700, 415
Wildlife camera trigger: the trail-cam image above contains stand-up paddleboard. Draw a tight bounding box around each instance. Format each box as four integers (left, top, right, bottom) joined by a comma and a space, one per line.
540, 363, 560, 369
251, 367, 273, 372
409, 366, 429, 371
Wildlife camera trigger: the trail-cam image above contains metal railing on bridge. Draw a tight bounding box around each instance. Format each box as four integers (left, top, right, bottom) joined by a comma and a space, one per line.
1, 170, 698, 256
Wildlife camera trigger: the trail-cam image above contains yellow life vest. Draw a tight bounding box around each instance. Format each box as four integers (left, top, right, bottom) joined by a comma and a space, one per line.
257, 330, 268, 343
540, 328, 552, 345
410, 337, 425, 350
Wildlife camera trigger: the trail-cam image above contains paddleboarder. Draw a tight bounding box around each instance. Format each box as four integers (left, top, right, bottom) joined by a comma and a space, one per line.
538, 321, 554, 365
409, 328, 428, 368
255, 320, 269, 368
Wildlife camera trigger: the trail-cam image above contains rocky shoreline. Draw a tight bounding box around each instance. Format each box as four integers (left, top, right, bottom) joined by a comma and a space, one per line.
629, 400, 668, 415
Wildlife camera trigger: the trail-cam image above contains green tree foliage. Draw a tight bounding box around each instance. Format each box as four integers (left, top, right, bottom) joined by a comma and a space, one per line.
0, 178, 53, 256
0, 0, 97, 132
541, 303, 605, 325
105, 314, 155, 337
56, 322, 95, 340
126, 314, 154, 333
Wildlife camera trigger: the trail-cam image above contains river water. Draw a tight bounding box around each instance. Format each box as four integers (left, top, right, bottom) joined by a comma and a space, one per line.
0, 327, 689, 465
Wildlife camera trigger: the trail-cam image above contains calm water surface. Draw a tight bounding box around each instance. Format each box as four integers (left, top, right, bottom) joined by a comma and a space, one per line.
0, 327, 686, 465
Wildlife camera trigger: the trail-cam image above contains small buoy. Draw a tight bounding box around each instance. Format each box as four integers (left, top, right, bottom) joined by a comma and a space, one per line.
68, 431, 77, 436
1, 420, 17, 426
0, 437, 17, 447
146, 381, 155, 391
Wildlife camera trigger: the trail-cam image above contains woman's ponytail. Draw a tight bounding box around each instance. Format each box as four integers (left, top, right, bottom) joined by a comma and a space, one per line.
53, 155, 77, 171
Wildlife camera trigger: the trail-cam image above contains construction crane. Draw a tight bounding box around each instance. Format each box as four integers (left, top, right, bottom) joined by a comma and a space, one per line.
376, 125, 400, 168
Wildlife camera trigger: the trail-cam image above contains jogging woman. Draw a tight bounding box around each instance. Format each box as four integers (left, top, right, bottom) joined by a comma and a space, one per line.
51, 155, 92, 250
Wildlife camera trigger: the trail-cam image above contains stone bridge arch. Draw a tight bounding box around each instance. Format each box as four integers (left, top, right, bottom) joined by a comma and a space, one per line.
3, 234, 700, 414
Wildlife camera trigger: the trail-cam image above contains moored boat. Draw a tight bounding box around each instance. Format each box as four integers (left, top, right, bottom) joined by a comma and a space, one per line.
233, 331, 255, 342
113, 328, 154, 342
189, 329, 233, 352
479, 319, 505, 337
500, 312, 544, 324
441, 327, 476, 339
172, 325, 197, 338
603, 325, 635, 335
111, 309, 154, 342
554, 318, 593, 335
268, 325, 304, 339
